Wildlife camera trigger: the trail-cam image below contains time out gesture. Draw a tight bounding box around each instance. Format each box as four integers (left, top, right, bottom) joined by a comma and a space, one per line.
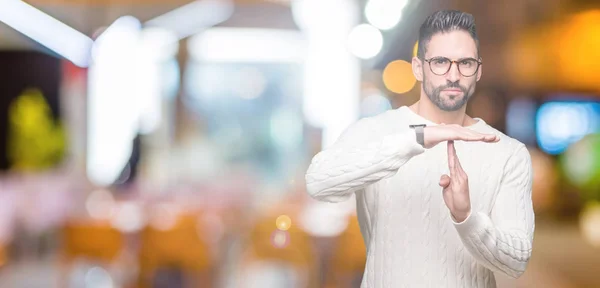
439, 140, 471, 222
422, 124, 500, 223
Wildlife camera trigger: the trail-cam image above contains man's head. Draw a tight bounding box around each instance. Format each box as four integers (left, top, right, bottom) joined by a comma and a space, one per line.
412, 10, 482, 112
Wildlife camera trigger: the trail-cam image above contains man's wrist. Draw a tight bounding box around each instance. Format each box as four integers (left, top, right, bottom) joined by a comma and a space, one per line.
451, 209, 471, 223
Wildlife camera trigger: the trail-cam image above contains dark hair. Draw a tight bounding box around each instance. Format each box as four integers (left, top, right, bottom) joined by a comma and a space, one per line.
417, 10, 479, 59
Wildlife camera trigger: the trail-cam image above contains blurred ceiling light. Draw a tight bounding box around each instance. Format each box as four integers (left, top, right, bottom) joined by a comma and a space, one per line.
0, 0, 93, 67
92, 16, 142, 62
87, 16, 142, 187
136, 28, 177, 135
291, 0, 360, 148
188, 28, 305, 62
139, 27, 179, 62
292, 0, 357, 32
145, 0, 234, 40
347, 24, 383, 59
383, 59, 416, 94
364, 0, 408, 30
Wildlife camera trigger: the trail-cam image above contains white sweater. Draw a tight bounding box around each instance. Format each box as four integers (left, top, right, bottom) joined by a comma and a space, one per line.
305, 106, 535, 288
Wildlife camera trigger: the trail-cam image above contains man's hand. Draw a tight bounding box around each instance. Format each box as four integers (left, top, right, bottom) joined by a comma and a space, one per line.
439, 140, 471, 222
423, 124, 499, 149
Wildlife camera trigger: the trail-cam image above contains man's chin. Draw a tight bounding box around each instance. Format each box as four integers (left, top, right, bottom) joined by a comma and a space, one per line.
436, 99, 466, 111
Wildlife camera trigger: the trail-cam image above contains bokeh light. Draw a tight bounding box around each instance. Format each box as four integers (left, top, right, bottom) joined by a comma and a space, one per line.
275, 215, 292, 231
580, 202, 600, 248
347, 24, 383, 60
364, 0, 407, 30
270, 230, 290, 249
556, 10, 600, 91
149, 203, 180, 231
84, 266, 114, 288
561, 134, 600, 198
536, 102, 599, 155
360, 90, 392, 118
383, 60, 416, 94
86, 189, 116, 220
110, 202, 144, 233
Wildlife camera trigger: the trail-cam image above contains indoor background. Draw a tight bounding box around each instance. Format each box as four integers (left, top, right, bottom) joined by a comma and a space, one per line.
0, 0, 599, 287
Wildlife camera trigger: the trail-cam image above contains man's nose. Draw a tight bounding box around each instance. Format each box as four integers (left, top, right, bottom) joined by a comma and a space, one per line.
446, 62, 461, 82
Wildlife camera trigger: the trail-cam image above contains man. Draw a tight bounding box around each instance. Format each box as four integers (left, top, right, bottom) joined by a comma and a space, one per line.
305, 10, 534, 288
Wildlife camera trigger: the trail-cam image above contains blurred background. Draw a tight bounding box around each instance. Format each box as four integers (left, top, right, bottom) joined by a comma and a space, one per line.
0, 0, 599, 287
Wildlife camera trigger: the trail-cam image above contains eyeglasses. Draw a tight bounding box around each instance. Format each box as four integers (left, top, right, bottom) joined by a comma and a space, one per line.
422, 56, 482, 77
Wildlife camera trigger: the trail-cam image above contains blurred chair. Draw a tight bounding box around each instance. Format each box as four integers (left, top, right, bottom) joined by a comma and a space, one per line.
137, 212, 214, 288
0, 242, 7, 269
238, 211, 319, 288
325, 215, 366, 288
62, 221, 124, 262
60, 220, 126, 287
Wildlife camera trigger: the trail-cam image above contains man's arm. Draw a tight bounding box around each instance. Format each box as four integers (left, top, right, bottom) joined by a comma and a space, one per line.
305, 116, 425, 203
452, 144, 535, 278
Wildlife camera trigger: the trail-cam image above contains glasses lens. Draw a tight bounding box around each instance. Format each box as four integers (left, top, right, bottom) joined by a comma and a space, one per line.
429, 57, 450, 75
458, 59, 478, 76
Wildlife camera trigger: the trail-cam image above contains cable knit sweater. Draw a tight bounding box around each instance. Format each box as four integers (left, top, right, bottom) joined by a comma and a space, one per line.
305, 106, 535, 288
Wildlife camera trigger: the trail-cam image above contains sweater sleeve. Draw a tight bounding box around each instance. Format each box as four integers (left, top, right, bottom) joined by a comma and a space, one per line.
452, 144, 535, 278
305, 116, 426, 203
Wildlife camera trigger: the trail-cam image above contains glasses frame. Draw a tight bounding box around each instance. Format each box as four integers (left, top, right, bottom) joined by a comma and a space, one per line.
422, 56, 482, 77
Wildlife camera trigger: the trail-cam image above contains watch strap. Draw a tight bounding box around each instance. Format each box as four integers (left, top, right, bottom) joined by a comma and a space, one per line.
409, 124, 426, 147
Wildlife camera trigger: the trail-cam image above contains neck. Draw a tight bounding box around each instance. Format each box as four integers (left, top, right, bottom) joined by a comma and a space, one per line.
410, 94, 473, 126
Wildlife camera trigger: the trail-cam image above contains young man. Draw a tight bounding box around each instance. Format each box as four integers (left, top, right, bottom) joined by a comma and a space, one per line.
305, 10, 534, 288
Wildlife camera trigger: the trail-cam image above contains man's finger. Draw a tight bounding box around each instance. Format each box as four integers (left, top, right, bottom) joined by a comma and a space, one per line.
448, 140, 456, 176
439, 174, 451, 188
484, 134, 500, 142
467, 131, 487, 140
451, 140, 464, 174
459, 132, 484, 142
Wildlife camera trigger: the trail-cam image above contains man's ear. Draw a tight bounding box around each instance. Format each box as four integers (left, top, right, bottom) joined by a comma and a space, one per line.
476, 59, 483, 82
412, 56, 423, 81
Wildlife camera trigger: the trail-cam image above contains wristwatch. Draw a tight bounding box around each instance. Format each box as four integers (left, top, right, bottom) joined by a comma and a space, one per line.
409, 124, 427, 147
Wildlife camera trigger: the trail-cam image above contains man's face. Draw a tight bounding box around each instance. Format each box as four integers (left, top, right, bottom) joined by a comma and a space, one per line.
417, 30, 481, 111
